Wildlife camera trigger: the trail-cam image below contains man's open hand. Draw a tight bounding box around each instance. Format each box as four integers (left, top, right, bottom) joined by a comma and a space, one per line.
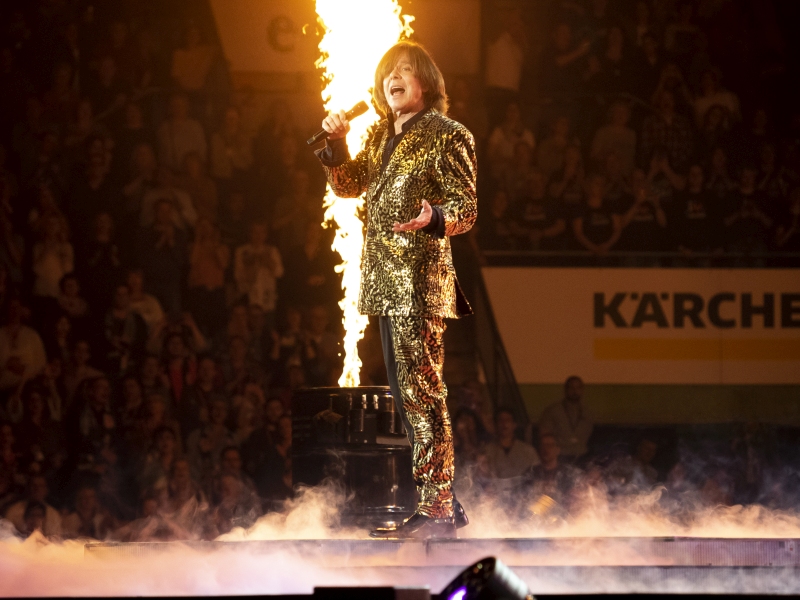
392, 200, 433, 232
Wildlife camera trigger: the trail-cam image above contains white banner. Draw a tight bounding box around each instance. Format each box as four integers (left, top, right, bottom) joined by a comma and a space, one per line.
483, 267, 800, 385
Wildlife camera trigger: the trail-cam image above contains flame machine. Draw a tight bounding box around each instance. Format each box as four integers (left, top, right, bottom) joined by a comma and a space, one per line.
292, 386, 415, 528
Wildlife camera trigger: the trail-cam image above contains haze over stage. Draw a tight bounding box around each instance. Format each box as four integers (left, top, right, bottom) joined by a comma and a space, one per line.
84, 536, 800, 595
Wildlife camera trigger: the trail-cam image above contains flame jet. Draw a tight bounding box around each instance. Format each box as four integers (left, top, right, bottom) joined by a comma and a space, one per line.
314, 0, 414, 387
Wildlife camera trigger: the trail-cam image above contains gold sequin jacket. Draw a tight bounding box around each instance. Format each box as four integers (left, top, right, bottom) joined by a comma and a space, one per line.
318, 110, 477, 318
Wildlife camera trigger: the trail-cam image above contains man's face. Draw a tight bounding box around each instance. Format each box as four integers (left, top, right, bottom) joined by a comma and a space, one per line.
539, 436, 560, 463
210, 401, 228, 425
496, 412, 516, 438
309, 307, 328, 334
114, 286, 130, 309
127, 271, 143, 293
222, 450, 241, 475
219, 475, 241, 501
76, 488, 97, 513
92, 378, 111, 408
383, 54, 425, 116
172, 460, 191, 485
74, 341, 91, 364
636, 440, 658, 464
265, 399, 284, 424
565, 379, 584, 402
156, 430, 175, 454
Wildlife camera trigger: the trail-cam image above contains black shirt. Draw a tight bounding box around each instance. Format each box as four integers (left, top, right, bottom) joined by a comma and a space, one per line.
617, 194, 665, 252
671, 189, 721, 251
576, 203, 618, 246
518, 195, 567, 250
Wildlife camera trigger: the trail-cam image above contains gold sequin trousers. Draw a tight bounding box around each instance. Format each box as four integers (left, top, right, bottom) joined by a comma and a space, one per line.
384, 315, 454, 519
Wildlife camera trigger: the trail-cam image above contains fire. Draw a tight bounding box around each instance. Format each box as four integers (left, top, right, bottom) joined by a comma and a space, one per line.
314, 0, 414, 387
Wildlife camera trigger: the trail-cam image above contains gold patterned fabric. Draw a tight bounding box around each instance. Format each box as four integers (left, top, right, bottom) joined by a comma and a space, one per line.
319, 110, 477, 318
318, 109, 477, 520
387, 315, 453, 518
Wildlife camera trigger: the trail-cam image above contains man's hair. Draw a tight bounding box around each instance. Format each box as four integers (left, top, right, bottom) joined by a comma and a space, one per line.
564, 375, 583, 389
373, 41, 448, 117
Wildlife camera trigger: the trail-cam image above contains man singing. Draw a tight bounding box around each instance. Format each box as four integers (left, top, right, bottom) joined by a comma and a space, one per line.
315, 41, 477, 539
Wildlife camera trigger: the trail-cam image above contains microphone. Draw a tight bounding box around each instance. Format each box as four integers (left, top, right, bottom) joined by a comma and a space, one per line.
306, 100, 369, 146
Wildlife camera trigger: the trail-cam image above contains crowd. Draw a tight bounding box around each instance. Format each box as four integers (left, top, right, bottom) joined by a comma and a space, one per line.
0, 0, 346, 540
1, 0, 798, 542
454, 376, 800, 521
474, 0, 800, 264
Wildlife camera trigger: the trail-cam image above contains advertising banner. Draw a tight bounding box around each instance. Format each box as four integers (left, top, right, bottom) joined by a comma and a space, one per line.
210, 0, 318, 73
483, 268, 800, 385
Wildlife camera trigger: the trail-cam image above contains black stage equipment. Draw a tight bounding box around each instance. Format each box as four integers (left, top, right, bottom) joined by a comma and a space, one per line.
291, 386, 415, 527
439, 557, 533, 600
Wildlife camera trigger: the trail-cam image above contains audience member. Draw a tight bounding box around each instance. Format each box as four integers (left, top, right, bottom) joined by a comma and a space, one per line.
234, 222, 283, 317
487, 102, 535, 181
571, 174, 623, 256
524, 434, 581, 510
136, 199, 189, 318
4, 474, 62, 537
484, 408, 540, 480
187, 218, 230, 337
157, 93, 207, 173
0, 299, 47, 393
0, 0, 794, 541
539, 376, 594, 461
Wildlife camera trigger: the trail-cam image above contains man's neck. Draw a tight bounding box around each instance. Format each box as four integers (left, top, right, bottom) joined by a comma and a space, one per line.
393, 107, 423, 135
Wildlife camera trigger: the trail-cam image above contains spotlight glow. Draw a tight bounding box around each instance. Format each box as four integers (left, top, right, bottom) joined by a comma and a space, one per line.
314, 0, 414, 387
448, 586, 468, 600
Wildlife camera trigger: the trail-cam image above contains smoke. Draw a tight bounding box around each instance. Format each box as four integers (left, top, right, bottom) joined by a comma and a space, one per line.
3, 477, 800, 596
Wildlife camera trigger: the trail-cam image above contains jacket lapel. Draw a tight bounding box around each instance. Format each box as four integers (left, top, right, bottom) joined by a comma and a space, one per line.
370, 110, 436, 198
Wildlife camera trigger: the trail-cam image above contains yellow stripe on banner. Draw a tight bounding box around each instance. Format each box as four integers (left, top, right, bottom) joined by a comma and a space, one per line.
594, 338, 800, 361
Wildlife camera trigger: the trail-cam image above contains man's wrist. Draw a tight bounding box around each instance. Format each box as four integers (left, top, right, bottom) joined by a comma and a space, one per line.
316, 136, 348, 167
421, 206, 445, 238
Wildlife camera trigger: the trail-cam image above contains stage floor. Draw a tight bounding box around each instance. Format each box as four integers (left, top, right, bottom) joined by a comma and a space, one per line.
85, 537, 800, 595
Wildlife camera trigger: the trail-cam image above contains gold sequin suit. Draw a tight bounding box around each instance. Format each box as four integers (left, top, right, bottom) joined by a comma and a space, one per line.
319, 110, 477, 518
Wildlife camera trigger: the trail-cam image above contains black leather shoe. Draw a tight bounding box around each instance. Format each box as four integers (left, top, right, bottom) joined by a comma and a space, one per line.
370, 512, 456, 539
453, 498, 469, 529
